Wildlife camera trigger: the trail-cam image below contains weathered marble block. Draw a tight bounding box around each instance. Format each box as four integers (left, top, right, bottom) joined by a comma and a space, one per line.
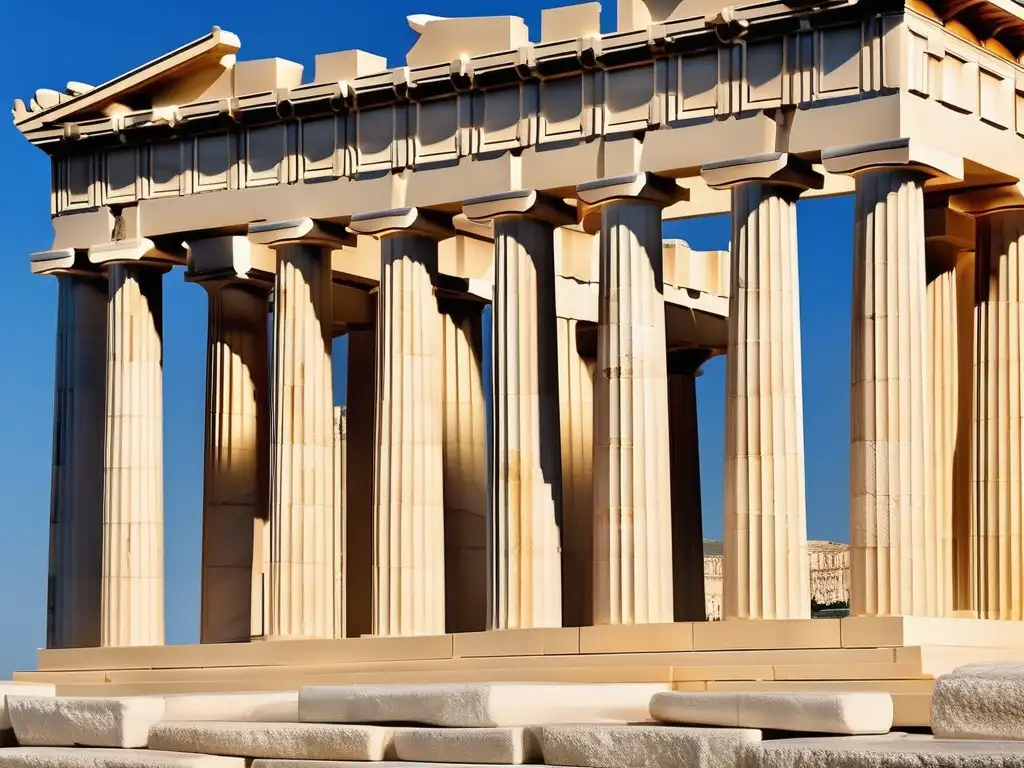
932, 663, 1024, 740
536, 724, 762, 768
147, 721, 393, 761
0, 747, 245, 768
0, 684, 55, 746
6, 695, 165, 748
393, 726, 539, 764
299, 683, 665, 727
741, 734, 1024, 768
650, 691, 893, 735
160, 692, 299, 722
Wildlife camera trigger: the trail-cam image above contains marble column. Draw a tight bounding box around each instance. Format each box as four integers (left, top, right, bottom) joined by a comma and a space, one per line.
465, 190, 573, 630
953, 250, 976, 613
349, 208, 452, 637
249, 218, 352, 639
198, 282, 270, 644
345, 320, 376, 638
576, 173, 682, 625
47, 274, 107, 649
440, 303, 488, 633
974, 209, 1024, 620
668, 350, 708, 622
702, 154, 819, 620
850, 170, 934, 616
101, 263, 165, 647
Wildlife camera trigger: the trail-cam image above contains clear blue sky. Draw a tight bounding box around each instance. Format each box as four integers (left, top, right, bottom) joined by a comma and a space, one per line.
0, 1, 854, 677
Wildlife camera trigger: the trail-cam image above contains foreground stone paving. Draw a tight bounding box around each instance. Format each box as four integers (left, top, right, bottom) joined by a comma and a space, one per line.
0, 675, 1023, 766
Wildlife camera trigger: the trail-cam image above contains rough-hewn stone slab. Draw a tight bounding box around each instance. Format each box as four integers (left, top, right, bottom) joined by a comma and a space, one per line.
299, 683, 666, 727
0, 683, 56, 746
741, 734, 1024, 767
6, 695, 165, 748
0, 748, 244, 768
392, 726, 539, 764
537, 724, 761, 768
950, 662, 1024, 678
147, 721, 392, 760
650, 691, 893, 735
160, 692, 298, 722
251, 763, 525, 768
932, 669, 1024, 740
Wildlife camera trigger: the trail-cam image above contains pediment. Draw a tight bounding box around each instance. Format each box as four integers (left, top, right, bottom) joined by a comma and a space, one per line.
12, 27, 240, 133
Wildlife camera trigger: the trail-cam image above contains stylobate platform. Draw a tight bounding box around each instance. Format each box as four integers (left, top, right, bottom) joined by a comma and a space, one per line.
16, 617, 1024, 729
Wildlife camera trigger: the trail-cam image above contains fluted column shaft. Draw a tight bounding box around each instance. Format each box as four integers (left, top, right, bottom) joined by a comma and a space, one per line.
268, 244, 336, 638
592, 197, 673, 625
200, 283, 269, 644
101, 264, 165, 647
491, 215, 564, 629
441, 304, 488, 633
927, 264, 957, 617
724, 181, 810, 620
974, 210, 1024, 620
850, 169, 935, 616
48, 275, 107, 649
374, 231, 446, 636
668, 352, 707, 622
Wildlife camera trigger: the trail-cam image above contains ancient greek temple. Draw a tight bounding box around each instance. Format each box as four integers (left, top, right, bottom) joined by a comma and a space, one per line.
13, 0, 1024, 658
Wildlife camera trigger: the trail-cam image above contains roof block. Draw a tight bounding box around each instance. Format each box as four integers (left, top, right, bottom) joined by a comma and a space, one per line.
314, 50, 389, 83
405, 14, 530, 68
542, 3, 602, 42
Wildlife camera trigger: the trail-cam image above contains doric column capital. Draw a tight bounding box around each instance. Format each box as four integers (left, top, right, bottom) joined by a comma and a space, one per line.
88, 237, 180, 270
349, 207, 454, 240
701, 152, 823, 194
185, 235, 276, 289
30, 247, 106, 279
576, 172, 688, 208
821, 138, 963, 182
463, 189, 575, 226
247, 218, 356, 249
947, 181, 1024, 217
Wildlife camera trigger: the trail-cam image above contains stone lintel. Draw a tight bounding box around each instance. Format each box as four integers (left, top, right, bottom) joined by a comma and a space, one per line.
29, 247, 105, 278
821, 138, 963, 182
184, 235, 276, 286
701, 152, 824, 192
463, 189, 575, 226
947, 181, 1024, 216
576, 172, 688, 208
348, 206, 455, 240
247, 218, 356, 249
88, 237, 181, 268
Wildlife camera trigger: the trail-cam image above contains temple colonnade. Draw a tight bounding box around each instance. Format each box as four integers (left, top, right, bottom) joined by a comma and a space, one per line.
44, 144, 1024, 647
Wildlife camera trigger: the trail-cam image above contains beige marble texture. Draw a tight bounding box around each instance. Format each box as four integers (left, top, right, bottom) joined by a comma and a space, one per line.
741, 734, 1024, 768
0, 748, 245, 768
7, 694, 165, 748
849, 169, 935, 617
974, 210, 1024, 621
711, 159, 815, 621
199, 283, 270, 644
268, 243, 336, 638
441, 304, 488, 634
467, 191, 568, 631
928, 267, 957, 618
954, 251, 977, 613
557, 316, 596, 628
577, 173, 679, 626
101, 264, 165, 647
47, 275, 107, 650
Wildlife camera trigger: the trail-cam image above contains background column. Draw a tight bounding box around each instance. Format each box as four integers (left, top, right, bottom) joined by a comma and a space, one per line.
824, 143, 962, 616
101, 261, 166, 647
465, 190, 572, 630
668, 349, 709, 622
249, 219, 352, 639
198, 281, 270, 644
350, 208, 452, 637
577, 173, 683, 625
702, 154, 819, 620
47, 272, 107, 649
974, 206, 1024, 619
